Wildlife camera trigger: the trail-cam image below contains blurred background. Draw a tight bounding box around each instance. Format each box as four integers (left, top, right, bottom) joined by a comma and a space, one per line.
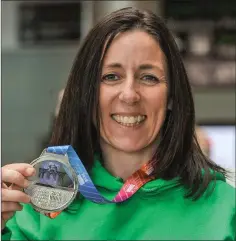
1, 1, 235, 177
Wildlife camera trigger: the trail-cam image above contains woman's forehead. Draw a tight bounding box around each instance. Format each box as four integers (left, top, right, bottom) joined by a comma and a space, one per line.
102, 30, 167, 72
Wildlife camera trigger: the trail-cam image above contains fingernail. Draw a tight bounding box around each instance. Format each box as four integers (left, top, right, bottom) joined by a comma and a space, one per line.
26, 167, 36, 176
24, 179, 29, 187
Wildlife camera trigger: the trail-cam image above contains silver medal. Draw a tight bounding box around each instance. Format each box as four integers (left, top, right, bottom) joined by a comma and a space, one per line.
24, 150, 79, 213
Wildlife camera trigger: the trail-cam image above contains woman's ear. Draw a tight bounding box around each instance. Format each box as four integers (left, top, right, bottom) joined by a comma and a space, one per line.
167, 99, 173, 110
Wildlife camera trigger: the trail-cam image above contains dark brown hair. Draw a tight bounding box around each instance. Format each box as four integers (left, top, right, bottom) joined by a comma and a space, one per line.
51, 7, 226, 199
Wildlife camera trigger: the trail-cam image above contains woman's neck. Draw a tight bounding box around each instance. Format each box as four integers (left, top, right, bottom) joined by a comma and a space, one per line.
100, 140, 158, 181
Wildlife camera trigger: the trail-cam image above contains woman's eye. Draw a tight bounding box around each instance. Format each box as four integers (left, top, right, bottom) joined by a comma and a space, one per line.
141, 75, 159, 84
102, 74, 119, 82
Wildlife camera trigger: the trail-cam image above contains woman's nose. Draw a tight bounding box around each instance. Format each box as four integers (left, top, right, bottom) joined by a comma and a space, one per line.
118, 81, 140, 105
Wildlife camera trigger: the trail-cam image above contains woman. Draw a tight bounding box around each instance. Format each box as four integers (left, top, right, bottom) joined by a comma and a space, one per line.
2, 7, 235, 240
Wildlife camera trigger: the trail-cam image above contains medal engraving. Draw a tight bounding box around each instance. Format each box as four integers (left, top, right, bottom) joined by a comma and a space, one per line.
26, 184, 74, 211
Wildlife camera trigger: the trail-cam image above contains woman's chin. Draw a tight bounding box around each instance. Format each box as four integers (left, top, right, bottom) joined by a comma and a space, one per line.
100, 131, 156, 153
111, 140, 147, 153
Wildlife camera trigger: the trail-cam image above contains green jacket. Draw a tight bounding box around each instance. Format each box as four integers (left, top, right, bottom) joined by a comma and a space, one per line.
2, 158, 235, 240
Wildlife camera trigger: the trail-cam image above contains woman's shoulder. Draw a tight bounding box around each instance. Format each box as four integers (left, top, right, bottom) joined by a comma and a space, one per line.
214, 177, 235, 195
225, 169, 236, 188
214, 169, 235, 197
205, 176, 235, 209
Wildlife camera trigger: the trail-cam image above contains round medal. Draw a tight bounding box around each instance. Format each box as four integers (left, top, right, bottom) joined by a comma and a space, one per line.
24, 151, 78, 213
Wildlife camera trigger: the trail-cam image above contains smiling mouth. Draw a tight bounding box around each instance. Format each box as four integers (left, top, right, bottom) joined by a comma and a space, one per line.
111, 114, 146, 127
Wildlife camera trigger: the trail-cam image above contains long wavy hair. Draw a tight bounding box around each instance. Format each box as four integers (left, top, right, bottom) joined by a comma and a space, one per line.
50, 7, 226, 199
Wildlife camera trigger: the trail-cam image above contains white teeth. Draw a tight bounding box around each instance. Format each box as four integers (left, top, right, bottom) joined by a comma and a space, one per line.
130, 116, 135, 123
112, 115, 146, 126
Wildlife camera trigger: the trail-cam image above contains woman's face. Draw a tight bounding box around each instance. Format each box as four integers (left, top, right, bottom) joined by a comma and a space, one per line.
99, 30, 168, 153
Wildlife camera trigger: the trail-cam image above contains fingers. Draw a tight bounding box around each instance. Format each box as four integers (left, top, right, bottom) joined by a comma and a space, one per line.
1, 169, 29, 188
2, 202, 23, 212
9, 184, 23, 191
1, 163, 34, 231
2, 182, 8, 189
2, 189, 31, 203
1, 167, 35, 188
2, 211, 15, 220
1, 163, 36, 188
2, 163, 36, 177
2, 211, 15, 228
2, 182, 23, 192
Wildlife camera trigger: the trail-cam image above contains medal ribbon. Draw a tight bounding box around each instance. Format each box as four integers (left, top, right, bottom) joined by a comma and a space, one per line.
44, 145, 156, 218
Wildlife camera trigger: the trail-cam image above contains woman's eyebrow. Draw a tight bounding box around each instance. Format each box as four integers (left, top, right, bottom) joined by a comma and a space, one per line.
138, 64, 164, 73
103, 63, 165, 73
104, 63, 123, 69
